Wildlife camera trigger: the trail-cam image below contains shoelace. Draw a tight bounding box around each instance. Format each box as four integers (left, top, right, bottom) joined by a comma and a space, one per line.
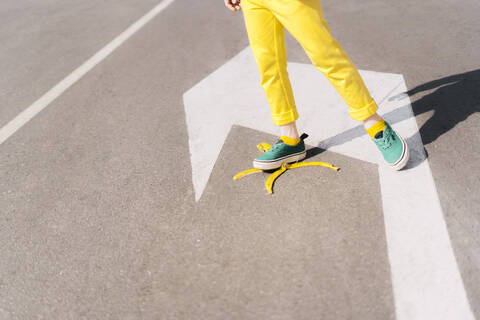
377, 129, 393, 150
259, 141, 282, 153
270, 141, 283, 151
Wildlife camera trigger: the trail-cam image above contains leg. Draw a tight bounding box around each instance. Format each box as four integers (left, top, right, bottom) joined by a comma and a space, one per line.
241, 0, 299, 128
364, 113, 384, 130
279, 121, 299, 140
265, 0, 409, 170
266, 0, 379, 122
242, 0, 305, 169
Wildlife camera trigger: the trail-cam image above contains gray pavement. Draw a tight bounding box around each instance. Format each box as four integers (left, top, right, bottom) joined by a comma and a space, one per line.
0, 0, 160, 128
0, 0, 479, 319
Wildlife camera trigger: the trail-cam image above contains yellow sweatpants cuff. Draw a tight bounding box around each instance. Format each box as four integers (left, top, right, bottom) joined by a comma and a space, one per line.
272, 108, 299, 126
348, 99, 379, 122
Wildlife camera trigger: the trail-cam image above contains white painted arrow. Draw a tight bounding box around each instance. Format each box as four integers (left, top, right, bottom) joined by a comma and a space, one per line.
183, 46, 474, 320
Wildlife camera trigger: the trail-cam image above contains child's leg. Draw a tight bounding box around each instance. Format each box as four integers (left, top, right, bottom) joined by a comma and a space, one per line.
259, 0, 409, 170
265, 0, 379, 123
241, 0, 299, 129
279, 121, 300, 140
242, 0, 408, 170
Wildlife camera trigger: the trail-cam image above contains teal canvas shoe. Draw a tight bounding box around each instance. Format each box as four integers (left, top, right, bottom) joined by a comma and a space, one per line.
372, 122, 410, 170
253, 133, 308, 170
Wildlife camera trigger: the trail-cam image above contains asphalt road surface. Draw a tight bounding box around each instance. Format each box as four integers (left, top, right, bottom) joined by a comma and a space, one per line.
1, 0, 479, 319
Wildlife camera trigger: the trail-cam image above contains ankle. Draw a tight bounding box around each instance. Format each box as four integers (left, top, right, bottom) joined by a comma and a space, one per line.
366, 118, 386, 138
279, 121, 300, 140
363, 113, 384, 129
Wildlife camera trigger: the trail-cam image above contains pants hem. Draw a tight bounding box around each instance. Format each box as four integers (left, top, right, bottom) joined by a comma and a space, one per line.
272, 108, 299, 126
349, 99, 379, 121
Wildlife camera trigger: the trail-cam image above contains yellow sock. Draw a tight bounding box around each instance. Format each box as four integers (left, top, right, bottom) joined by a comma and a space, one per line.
366, 119, 386, 138
280, 136, 301, 146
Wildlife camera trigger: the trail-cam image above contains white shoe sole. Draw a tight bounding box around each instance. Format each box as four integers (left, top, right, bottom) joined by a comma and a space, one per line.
253, 151, 307, 170
389, 134, 410, 171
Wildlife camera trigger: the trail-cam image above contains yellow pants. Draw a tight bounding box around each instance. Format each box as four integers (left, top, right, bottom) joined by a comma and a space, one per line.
241, 0, 379, 126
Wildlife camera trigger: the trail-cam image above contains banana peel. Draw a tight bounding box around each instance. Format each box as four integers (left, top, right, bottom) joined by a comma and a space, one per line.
233, 137, 340, 194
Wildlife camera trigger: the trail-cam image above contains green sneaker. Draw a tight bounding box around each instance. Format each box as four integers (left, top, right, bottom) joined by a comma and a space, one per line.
372, 121, 410, 170
253, 133, 308, 170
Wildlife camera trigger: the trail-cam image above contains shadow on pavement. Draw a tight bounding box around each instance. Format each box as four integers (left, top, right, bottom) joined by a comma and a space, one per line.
307, 69, 479, 168
305, 146, 326, 160
389, 68, 480, 145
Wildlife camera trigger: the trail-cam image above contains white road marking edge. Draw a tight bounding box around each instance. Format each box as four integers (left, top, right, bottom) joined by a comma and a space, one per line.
183, 47, 475, 320
0, 0, 176, 145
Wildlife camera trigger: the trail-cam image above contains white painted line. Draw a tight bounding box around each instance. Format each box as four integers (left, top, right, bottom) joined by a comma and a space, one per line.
0, 0, 176, 146
183, 46, 474, 320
